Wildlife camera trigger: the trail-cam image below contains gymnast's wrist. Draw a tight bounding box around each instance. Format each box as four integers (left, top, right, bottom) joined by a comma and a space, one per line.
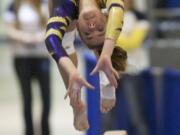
58, 56, 77, 75
101, 38, 115, 57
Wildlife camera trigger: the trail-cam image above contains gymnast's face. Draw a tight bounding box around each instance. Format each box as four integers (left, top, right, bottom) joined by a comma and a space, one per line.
78, 9, 106, 49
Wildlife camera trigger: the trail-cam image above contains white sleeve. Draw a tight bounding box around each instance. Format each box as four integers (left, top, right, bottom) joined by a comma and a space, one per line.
62, 29, 76, 55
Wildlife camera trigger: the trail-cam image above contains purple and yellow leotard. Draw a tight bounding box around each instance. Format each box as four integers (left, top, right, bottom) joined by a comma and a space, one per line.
45, 0, 124, 62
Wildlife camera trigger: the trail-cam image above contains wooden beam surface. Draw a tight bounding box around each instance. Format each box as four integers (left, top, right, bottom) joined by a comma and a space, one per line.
104, 130, 127, 135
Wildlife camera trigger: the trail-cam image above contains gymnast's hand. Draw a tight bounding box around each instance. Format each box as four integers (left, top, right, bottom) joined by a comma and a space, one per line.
91, 39, 120, 88
90, 54, 119, 88
64, 71, 94, 107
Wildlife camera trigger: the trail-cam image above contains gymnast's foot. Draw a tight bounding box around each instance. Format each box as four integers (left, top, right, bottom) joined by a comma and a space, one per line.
100, 98, 116, 113
100, 71, 116, 113
72, 101, 89, 131
100, 91, 116, 113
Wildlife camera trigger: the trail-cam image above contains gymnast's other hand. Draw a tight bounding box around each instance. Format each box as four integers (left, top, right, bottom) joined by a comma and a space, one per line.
90, 54, 119, 88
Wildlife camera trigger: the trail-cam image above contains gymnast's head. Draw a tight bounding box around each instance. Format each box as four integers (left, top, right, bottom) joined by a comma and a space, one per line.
77, 0, 107, 49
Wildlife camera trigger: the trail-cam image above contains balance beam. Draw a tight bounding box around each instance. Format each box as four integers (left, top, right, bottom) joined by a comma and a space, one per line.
104, 131, 127, 135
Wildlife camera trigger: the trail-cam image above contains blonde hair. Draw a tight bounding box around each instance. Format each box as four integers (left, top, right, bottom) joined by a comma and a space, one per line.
14, 0, 46, 28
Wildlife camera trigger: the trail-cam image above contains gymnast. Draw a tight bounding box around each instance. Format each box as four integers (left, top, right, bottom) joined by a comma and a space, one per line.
45, 0, 126, 131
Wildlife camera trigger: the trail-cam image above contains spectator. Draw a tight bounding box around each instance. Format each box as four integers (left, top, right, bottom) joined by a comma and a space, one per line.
3, 0, 51, 135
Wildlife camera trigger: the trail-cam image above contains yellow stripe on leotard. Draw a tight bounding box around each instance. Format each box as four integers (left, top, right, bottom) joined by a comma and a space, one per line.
60, 26, 66, 31
47, 16, 68, 26
45, 29, 62, 40
70, 0, 77, 6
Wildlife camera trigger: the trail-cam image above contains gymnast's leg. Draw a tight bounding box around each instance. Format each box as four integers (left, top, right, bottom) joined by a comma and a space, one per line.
100, 71, 116, 113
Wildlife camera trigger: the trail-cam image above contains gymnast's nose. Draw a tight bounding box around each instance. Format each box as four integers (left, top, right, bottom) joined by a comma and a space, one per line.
88, 22, 96, 30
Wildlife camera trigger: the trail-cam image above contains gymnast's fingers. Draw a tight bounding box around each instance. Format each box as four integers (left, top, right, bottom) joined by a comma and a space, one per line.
81, 79, 95, 90
112, 68, 120, 80
64, 90, 70, 99
106, 72, 118, 88
90, 64, 99, 75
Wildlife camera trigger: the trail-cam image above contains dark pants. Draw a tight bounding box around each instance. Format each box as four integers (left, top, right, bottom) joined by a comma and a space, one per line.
14, 57, 51, 135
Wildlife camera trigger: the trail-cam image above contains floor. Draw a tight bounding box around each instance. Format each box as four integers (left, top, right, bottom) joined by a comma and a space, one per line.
0, 44, 85, 135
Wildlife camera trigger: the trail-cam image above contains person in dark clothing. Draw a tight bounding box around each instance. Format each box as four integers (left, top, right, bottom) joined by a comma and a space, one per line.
4, 0, 51, 135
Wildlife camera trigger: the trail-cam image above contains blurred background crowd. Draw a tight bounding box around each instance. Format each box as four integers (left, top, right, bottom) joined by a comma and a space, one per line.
0, 0, 180, 135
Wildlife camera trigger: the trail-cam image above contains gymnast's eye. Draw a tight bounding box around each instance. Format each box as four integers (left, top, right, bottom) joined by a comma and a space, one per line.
98, 28, 104, 32
98, 26, 104, 32
84, 32, 90, 36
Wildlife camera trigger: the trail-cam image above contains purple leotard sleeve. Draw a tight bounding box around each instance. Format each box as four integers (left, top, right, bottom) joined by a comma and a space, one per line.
45, 0, 78, 62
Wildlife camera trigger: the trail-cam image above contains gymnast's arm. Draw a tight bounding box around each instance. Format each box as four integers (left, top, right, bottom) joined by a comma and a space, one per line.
45, 0, 78, 77
91, 0, 125, 87
46, 0, 93, 92
101, 0, 124, 56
